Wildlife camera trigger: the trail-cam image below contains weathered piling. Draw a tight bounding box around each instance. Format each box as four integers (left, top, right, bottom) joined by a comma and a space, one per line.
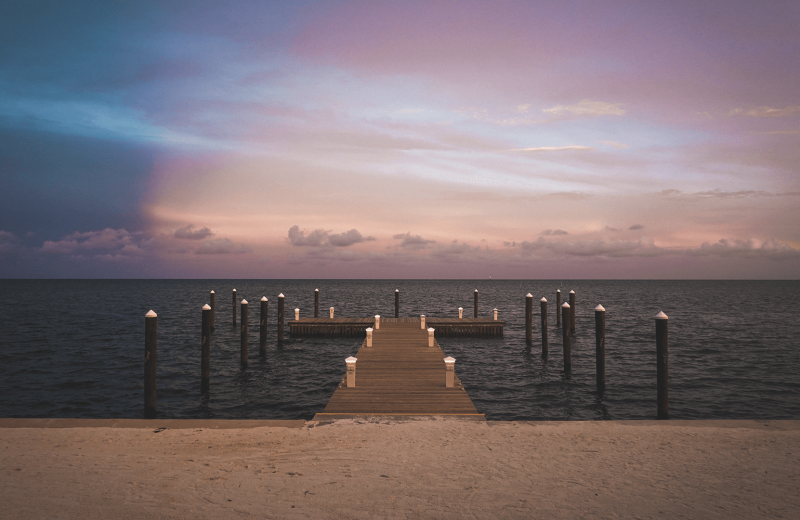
444, 356, 455, 387
144, 310, 157, 419
561, 303, 571, 373
209, 290, 215, 331
201, 304, 211, 393
330, 307, 334, 319
427, 327, 435, 347
395, 289, 400, 318
240, 299, 248, 368
540, 297, 548, 357
374, 315, 381, 330
458, 307, 463, 319
366, 327, 373, 347
474, 289, 479, 318
232, 288, 237, 325
277, 293, 285, 344
569, 290, 576, 333
314, 288, 319, 318
346, 356, 357, 387
556, 289, 562, 328
595, 304, 606, 392
295, 308, 300, 320
420, 314, 426, 329
656, 311, 669, 419
259, 297, 268, 356
525, 293, 533, 345
493, 308, 498, 320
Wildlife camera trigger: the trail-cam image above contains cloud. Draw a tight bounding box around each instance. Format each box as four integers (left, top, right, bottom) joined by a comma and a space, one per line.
174, 224, 213, 240
195, 238, 251, 255
288, 225, 374, 247
41, 228, 150, 256
509, 145, 593, 153
541, 229, 569, 236
393, 232, 436, 249
656, 189, 800, 199
0, 231, 20, 251
729, 106, 800, 118
629, 224, 644, 230
694, 238, 799, 259
542, 99, 625, 120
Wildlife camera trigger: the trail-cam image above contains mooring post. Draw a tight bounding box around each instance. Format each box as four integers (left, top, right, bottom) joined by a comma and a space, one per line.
295, 308, 300, 320
474, 289, 479, 318
329, 307, 334, 319
395, 289, 399, 318
314, 288, 319, 318
525, 293, 533, 345
232, 288, 237, 325
556, 289, 562, 328
420, 314, 426, 329
259, 297, 268, 356
144, 310, 157, 419
427, 327, 435, 347
345, 357, 357, 387
444, 356, 455, 387
540, 297, 548, 357
201, 304, 211, 393
656, 311, 669, 419
595, 304, 606, 392
240, 299, 248, 368
569, 290, 576, 334
493, 308, 498, 321
458, 307, 463, 319
375, 315, 380, 330
209, 290, 215, 331
366, 327, 373, 347
277, 293, 285, 344
561, 303, 571, 373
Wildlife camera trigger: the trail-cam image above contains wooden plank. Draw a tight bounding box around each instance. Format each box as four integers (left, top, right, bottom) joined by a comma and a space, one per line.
318, 321, 483, 417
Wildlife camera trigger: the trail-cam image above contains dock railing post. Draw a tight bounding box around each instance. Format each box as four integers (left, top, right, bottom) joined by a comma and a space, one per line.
314, 288, 319, 318
561, 303, 571, 373
428, 327, 435, 347
144, 310, 157, 419
540, 297, 548, 357
277, 293, 284, 344
240, 299, 248, 368
345, 357, 357, 387
201, 304, 211, 393
444, 356, 455, 387
375, 315, 380, 330
474, 289, 479, 318
420, 314, 426, 329
395, 289, 399, 318
458, 307, 463, 319
259, 297, 268, 356
595, 304, 606, 392
232, 288, 237, 325
366, 327, 373, 347
295, 308, 300, 320
329, 307, 334, 319
493, 308, 498, 321
569, 290, 576, 334
210, 290, 215, 331
556, 290, 562, 328
525, 293, 533, 345
656, 311, 669, 419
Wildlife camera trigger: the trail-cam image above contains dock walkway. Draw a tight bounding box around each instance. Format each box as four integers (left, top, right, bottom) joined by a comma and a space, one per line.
314, 319, 483, 419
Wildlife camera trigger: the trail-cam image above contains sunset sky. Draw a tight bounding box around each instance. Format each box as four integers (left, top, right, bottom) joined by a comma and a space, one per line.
1, 0, 799, 278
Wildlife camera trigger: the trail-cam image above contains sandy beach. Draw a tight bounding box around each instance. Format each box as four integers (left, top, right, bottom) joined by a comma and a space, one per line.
1, 418, 798, 519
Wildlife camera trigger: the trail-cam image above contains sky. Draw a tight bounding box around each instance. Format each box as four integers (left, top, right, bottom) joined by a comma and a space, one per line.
1, 0, 799, 279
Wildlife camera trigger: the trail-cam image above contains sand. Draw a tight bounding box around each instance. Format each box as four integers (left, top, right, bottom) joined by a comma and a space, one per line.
1, 418, 798, 519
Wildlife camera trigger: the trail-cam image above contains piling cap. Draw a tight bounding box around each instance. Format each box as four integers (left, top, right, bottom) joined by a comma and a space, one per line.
570, 290, 575, 294
210, 290, 215, 294
557, 289, 561, 292
420, 314, 425, 318
562, 302, 570, 308
315, 288, 319, 292
526, 293, 533, 297
295, 308, 299, 311
233, 288, 236, 292
330, 307, 334, 310
493, 308, 498, 311
145, 310, 157, 318
655, 311, 668, 319
427, 327, 435, 332
443, 356, 456, 364
278, 293, 284, 298
375, 315, 381, 318
595, 304, 605, 312
261, 296, 267, 301
202, 304, 211, 310
458, 307, 463, 310
241, 299, 248, 304
475, 289, 478, 292
366, 327, 373, 332
345, 356, 357, 364
396, 289, 399, 292
541, 297, 547, 302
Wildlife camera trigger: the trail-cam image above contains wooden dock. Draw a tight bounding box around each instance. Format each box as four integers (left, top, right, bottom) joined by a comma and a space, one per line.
314, 319, 484, 419
290, 316, 504, 337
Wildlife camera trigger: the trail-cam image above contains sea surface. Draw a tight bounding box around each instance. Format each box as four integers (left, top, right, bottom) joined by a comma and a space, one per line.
1, 279, 798, 421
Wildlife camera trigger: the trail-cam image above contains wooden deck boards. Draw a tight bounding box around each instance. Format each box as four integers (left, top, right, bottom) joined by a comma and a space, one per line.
316, 321, 483, 418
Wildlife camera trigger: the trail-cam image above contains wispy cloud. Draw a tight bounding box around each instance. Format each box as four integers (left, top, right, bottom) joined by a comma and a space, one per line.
288, 225, 375, 247
729, 106, 800, 118
542, 99, 625, 120
509, 146, 592, 153
393, 232, 436, 249
174, 224, 213, 240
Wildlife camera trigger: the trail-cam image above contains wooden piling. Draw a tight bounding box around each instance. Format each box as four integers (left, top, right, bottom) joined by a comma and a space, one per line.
144, 310, 157, 419
259, 297, 268, 356
525, 293, 533, 345
201, 304, 211, 393
540, 297, 548, 357
240, 299, 248, 368
395, 289, 400, 318
474, 289, 479, 318
209, 290, 215, 331
277, 293, 285, 344
314, 289, 319, 318
569, 290, 576, 334
556, 289, 562, 328
444, 356, 455, 387
595, 304, 605, 392
346, 357, 357, 387
656, 311, 669, 419
561, 303, 571, 373
232, 288, 237, 325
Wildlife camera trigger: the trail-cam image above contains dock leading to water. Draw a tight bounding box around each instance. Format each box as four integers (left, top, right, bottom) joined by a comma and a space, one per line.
314, 318, 484, 419
290, 316, 505, 337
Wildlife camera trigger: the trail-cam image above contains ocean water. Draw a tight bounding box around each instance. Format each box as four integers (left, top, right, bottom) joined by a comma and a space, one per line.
0, 279, 798, 421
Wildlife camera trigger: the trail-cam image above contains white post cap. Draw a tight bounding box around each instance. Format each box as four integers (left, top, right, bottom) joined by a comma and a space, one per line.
261, 296, 267, 301
562, 302, 570, 308
345, 356, 357, 364
278, 293, 284, 297
315, 288, 319, 291
557, 289, 561, 292
526, 293, 533, 297
427, 327, 435, 332
570, 290, 575, 294
202, 304, 211, 310
541, 297, 547, 302
395, 289, 399, 292
210, 290, 215, 294
420, 314, 425, 317
233, 288, 236, 291
655, 311, 668, 319
375, 314, 381, 318
241, 299, 248, 304
595, 304, 605, 312
474, 289, 478, 292
443, 356, 455, 364
145, 310, 157, 317
366, 327, 373, 332
493, 308, 498, 311
295, 308, 299, 311
458, 307, 463, 310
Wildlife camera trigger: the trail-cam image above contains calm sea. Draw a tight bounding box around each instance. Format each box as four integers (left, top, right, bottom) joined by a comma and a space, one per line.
1, 279, 798, 421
